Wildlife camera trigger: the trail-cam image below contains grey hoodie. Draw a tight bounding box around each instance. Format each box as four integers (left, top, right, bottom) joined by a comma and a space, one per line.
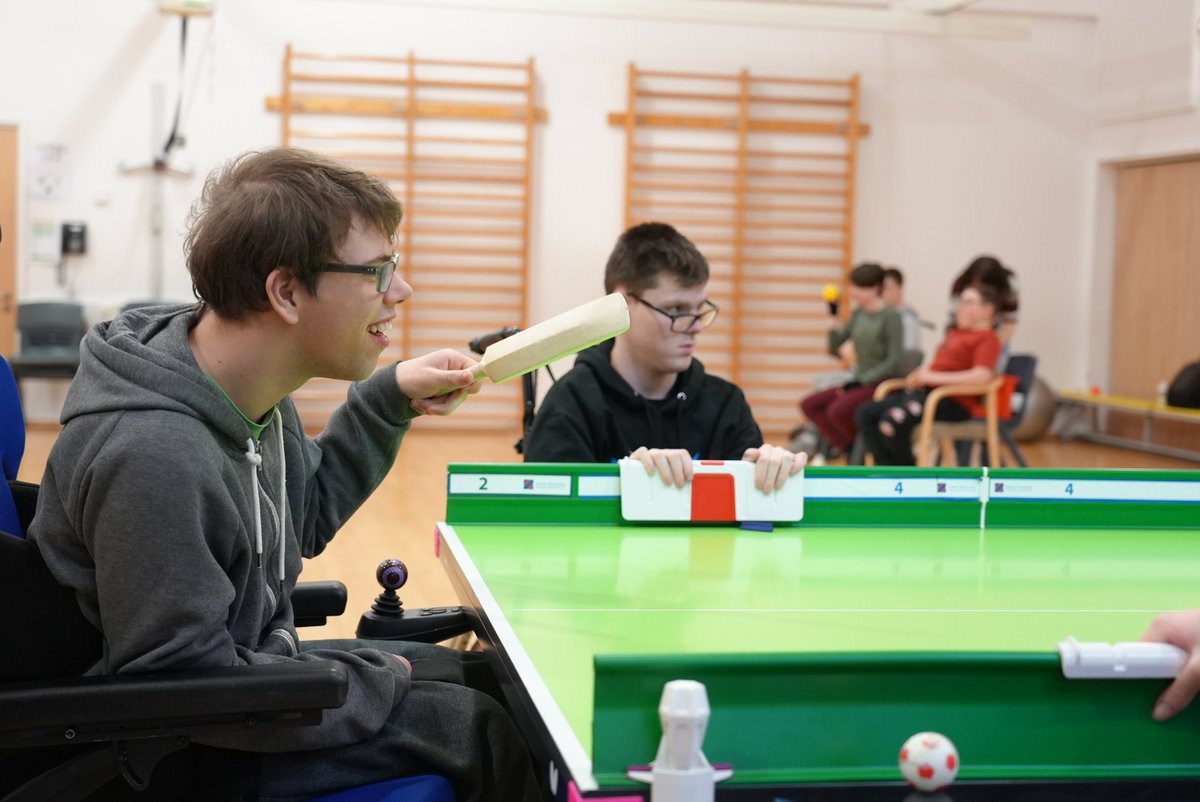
30, 304, 416, 752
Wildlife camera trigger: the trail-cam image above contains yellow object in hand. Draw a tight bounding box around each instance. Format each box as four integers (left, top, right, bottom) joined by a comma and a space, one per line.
822, 283, 841, 315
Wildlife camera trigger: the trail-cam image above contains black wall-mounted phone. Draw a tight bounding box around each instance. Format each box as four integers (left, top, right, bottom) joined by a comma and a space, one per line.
61, 221, 87, 255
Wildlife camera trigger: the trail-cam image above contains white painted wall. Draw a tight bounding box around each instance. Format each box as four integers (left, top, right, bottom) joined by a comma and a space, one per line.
1, 0, 1193, 420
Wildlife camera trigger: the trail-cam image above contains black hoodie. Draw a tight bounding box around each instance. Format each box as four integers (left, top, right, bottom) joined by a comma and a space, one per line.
523, 339, 763, 462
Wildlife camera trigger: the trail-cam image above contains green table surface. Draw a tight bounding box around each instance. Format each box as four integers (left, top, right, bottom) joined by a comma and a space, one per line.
445, 522, 1200, 775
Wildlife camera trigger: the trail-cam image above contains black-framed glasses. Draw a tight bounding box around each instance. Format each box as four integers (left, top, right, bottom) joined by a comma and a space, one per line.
321, 253, 399, 294
629, 293, 720, 333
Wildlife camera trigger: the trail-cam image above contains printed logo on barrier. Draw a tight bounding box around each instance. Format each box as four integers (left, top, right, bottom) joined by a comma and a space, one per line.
994, 482, 1004, 493
523, 479, 535, 490
937, 482, 946, 493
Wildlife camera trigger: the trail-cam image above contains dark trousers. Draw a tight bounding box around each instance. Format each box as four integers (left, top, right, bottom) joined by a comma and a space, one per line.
259, 639, 542, 802
856, 390, 970, 466
180, 640, 542, 802
799, 383, 878, 452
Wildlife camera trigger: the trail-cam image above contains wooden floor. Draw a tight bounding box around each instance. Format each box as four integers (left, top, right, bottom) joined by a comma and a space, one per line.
18, 426, 1199, 641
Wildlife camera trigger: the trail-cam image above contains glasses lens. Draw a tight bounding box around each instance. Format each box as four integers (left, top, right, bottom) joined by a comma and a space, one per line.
377, 256, 396, 294
667, 302, 719, 333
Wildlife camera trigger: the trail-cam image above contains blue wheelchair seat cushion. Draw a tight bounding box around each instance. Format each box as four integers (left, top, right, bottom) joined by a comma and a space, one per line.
306, 774, 455, 802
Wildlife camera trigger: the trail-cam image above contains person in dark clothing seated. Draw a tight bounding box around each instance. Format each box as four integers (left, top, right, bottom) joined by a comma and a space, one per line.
522, 222, 802, 491
1166, 359, 1200, 409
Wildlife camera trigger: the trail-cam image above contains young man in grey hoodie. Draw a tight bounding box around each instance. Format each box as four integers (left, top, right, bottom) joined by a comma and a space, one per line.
29, 147, 542, 801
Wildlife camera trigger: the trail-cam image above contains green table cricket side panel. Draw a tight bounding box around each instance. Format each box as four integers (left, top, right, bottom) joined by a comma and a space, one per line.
446, 464, 989, 526
445, 464, 1200, 528
985, 468, 1200, 528
445, 463, 623, 526
591, 652, 1200, 787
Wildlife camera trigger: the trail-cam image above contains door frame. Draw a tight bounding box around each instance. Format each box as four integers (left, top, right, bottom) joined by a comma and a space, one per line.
0, 123, 19, 357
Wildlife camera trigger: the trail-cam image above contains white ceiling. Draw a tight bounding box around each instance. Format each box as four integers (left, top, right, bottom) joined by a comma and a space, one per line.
374, 0, 1101, 39
697, 0, 1098, 18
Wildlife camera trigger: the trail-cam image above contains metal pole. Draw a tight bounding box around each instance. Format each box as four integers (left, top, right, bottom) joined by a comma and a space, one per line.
150, 82, 165, 301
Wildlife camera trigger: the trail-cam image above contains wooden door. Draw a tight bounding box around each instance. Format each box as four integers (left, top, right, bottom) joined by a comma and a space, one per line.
0, 125, 17, 356
1110, 157, 1200, 449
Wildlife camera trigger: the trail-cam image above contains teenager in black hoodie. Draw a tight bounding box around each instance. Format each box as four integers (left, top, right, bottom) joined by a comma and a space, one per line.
523, 222, 802, 491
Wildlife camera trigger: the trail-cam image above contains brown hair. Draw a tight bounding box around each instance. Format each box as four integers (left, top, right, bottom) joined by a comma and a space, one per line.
603, 222, 708, 295
185, 147, 402, 319
952, 255, 1017, 315
849, 262, 885, 290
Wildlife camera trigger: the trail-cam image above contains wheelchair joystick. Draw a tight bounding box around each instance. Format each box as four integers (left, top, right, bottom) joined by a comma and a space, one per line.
369, 558, 408, 618
378, 558, 408, 590
355, 557, 473, 643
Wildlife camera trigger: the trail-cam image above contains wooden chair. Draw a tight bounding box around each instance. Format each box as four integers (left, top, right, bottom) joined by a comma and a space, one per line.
945, 354, 1037, 467
872, 376, 1004, 467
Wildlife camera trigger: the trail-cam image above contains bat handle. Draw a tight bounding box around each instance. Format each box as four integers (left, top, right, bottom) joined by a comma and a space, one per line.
469, 361, 487, 382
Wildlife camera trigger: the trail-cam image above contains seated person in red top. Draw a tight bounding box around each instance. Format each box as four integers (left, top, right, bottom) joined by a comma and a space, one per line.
855, 283, 1001, 466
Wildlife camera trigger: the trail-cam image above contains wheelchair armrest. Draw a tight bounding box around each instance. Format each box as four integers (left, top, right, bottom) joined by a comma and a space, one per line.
293, 580, 348, 627
0, 661, 349, 748
8, 480, 39, 535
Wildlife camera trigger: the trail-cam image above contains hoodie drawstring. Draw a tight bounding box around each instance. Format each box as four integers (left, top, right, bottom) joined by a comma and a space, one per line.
273, 411, 287, 579
675, 391, 687, 448
244, 438, 263, 569
243, 411, 287, 577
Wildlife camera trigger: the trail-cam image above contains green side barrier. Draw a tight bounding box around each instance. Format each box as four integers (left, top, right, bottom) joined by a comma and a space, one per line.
445, 464, 1200, 529
592, 651, 1200, 787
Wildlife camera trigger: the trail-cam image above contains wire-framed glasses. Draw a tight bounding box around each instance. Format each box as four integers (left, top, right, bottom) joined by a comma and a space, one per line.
629, 293, 720, 333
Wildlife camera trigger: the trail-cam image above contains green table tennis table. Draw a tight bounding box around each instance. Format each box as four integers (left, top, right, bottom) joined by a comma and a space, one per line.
436, 464, 1200, 801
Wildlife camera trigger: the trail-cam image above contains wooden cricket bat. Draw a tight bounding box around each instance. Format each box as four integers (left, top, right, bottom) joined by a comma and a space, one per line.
469, 293, 630, 383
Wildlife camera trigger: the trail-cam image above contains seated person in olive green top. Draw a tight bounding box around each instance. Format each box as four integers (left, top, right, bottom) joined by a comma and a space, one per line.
798, 262, 906, 456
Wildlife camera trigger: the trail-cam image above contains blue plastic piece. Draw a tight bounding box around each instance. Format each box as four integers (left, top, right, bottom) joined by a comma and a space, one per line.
306, 775, 455, 802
